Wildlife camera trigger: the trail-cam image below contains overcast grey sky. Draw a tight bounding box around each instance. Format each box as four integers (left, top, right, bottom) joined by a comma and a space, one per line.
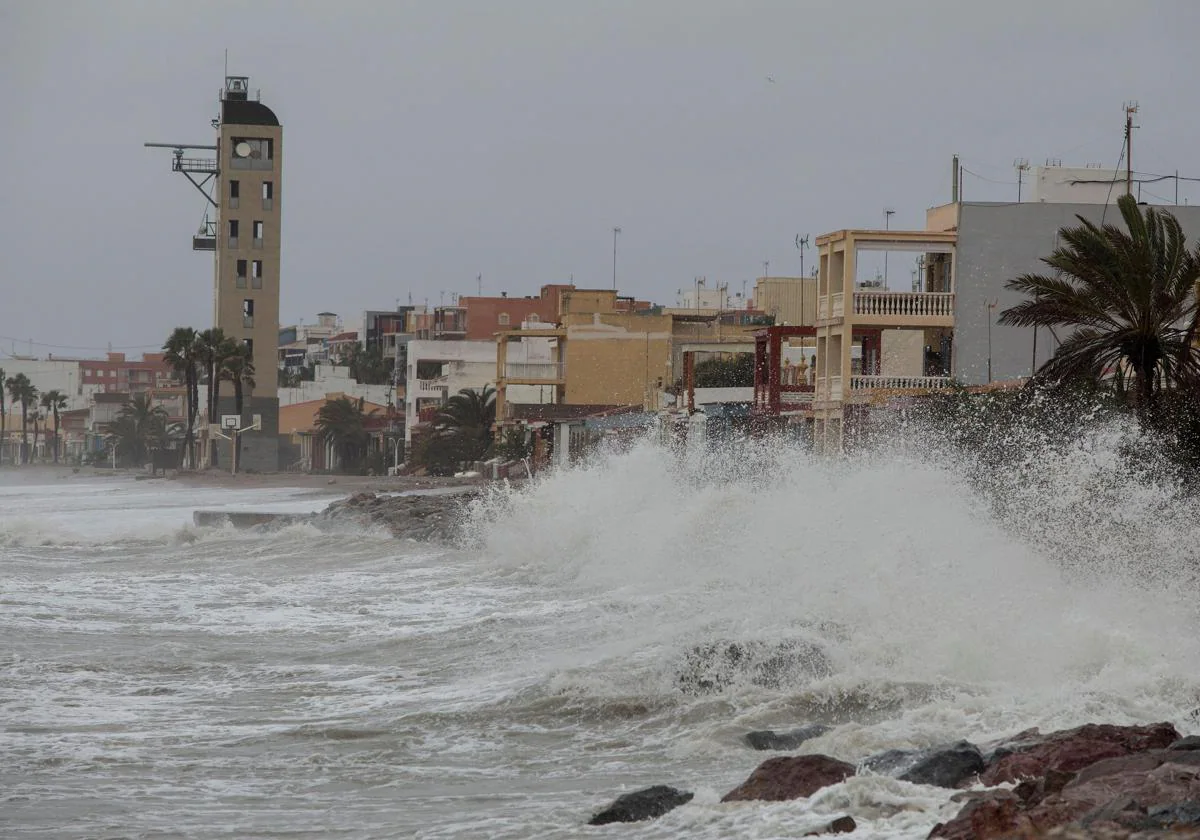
3, 0, 1200, 356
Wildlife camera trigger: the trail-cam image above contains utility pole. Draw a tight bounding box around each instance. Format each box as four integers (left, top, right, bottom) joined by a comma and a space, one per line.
612, 227, 621, 290
986, 299, 998, 383
1014, 158, 1030, 202
794, 234, 809, 280
883, 209, 895, 288
763, 260, 769, 279
1124, 101, 1138, 198
476, 274, 482, 296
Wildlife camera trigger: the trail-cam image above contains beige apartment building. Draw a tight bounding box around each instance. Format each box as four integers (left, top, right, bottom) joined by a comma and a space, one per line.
811, 228, 956, 452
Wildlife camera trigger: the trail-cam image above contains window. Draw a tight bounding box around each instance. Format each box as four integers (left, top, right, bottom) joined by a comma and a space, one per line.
498, 312, 510, 326
528, 313, 540, 323
242, 338, 254, 357
229, 180, 240, 208
252, 220, 263, 248
242, 298, 255, 328
228, 219, 239, 247
236, 259, 248, 289
230, 137, 273, 170
261, 181, 273, 210
251, 260, 263, 289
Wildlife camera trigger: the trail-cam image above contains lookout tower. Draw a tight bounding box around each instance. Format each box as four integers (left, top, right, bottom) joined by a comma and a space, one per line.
146, 75, 283, 471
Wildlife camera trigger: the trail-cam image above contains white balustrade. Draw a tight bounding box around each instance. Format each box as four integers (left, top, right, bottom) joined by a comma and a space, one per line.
504, 362, 565, 381
832, 292, 844, 317
853, 292, 955, 318
849, 375, 953, 391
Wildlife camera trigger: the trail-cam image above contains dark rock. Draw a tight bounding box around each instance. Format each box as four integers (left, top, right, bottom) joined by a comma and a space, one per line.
898, 741, 985, 788
677, 639, 832, 695
980, 722, 1180, 785
1145, 800, 1200, 826
861, 748, 920, 776
744, 724, 830, 751
804, 815, 857, 835
1172, 736, 1200, 751
588, 785, 693, 826
314, 490, 480, 542
722, 754, 855, 802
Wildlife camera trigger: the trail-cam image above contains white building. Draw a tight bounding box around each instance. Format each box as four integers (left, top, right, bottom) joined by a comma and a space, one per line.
278, 363, 393, 408
1031, 165, 1126, 204
405, 333, 552, 453
677, 280, 730, 311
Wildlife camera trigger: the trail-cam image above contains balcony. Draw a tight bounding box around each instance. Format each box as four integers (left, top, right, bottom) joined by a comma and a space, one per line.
849, 375, 952, 391
412, 378, 449, 398
831, 292, 844, 317
853, 291, 955, 325
172, 157, 219, 174
504, 362, 565, 383
817, 297, 829, 320
192, 235, 216, 251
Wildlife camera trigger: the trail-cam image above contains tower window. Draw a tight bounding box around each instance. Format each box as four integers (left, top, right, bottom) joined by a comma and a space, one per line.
243, 338, 254, 357
228, 219, 239, 247
243, 298, 255, 328
261, 181, 273, 210
229, 180, 240, 208
236, 259, 248, 289
252, 220, 263, 247
498, 312, 510, 326
230, 137, 273, 171
251, 260, 263, 289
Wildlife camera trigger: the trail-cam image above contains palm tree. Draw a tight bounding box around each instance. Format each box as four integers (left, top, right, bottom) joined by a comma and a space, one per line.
40, 389, 68, 464
5, 373, 38, 465
196, 328, 236, 466
315, 397, 372, 472
163, 327, 201, 468
0, 365, 6, 466
106, 393, 171, 467
432, 385, 496, 462
999, 194, 1200, 424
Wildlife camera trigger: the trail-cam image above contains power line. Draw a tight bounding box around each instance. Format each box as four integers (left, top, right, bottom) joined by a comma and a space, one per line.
0, 335, 162, 353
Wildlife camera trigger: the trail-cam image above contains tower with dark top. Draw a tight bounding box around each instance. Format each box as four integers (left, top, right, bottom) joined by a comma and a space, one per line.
146, 76, 282, 471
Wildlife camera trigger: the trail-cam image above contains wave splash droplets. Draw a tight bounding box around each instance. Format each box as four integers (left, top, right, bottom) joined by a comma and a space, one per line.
467, 433, 1200, 710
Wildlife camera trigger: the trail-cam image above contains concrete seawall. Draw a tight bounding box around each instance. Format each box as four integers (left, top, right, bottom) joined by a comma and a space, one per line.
192, 511, 300, 528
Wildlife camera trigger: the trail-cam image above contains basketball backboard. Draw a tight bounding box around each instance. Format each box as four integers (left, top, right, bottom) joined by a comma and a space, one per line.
221, 415, 239, 430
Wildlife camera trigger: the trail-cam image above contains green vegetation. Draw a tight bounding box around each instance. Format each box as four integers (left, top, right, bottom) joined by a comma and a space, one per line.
694, 354, 754, 388
39, 389, 67, 464
413, 386, 496, 475
336, 343, 394, 386
105, 393, 179, 467
5, 372, 37, 465
315, 396, 374, 473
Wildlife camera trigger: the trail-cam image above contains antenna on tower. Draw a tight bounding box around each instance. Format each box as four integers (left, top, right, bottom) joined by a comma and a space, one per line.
1123, 101, 1139, 197
1013, 158, 1030, 202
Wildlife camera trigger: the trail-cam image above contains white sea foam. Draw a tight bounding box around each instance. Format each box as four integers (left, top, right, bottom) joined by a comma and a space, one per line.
3, 429, 1199, 838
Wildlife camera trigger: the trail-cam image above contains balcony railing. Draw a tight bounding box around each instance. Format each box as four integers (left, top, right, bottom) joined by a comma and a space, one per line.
850, 375, 953, 391
413, 378, 449, 397
853, 291, 955, 318
831, 292, 844, 317
172, 157, 219, 174
504, 362, 564, 381
817, 298, 829, 320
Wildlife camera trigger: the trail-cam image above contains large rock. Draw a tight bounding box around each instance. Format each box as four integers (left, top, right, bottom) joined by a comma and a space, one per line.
930, 747, 1200, 839
588, 785, 693, 825
899, 741, 986, 789
981, 722, 1180, 785
315, 490, 480, 542
804, 815, 857, 835
744, 724, 831, 751
677, 639, 832, 695
722, 754, 855, 802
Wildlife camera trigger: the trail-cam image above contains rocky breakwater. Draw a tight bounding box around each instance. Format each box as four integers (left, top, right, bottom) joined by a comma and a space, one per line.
314, 490, 480, 542
585, 722, 1200, 836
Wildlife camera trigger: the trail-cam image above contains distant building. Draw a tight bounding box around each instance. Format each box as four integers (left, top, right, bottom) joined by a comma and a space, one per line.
753, 276, 817, 327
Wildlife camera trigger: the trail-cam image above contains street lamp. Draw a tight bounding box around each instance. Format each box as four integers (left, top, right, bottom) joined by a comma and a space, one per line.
612, 227, 621, 290
986, 299, 998, 383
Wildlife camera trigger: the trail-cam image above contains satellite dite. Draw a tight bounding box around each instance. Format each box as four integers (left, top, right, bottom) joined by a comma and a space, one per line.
145, 74, 283, 473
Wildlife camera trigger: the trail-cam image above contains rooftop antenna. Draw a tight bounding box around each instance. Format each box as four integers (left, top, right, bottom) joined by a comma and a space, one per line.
1014, 158, 1030, 202
1123, 101, 1139, 197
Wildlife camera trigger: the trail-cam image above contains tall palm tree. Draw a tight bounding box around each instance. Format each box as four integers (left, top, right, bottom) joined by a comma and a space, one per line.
5, 373, 38, 465
0, 366, 6, 466
196, 328, 236, 466
315, 397, 372, 472
40, 389, 68, 464
999, 194, 1200, 423
433, 385, 496, 462
163, 327, 201, 468
106, 393, 171, 467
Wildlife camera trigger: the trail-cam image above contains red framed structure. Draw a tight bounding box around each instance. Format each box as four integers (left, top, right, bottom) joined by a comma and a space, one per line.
752, 325, 816, 416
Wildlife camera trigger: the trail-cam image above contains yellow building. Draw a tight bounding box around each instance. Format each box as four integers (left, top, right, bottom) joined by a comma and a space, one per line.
753, 275, 818, 327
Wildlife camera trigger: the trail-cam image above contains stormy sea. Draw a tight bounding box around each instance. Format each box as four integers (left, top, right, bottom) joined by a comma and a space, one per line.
3, 432, 1199, 838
